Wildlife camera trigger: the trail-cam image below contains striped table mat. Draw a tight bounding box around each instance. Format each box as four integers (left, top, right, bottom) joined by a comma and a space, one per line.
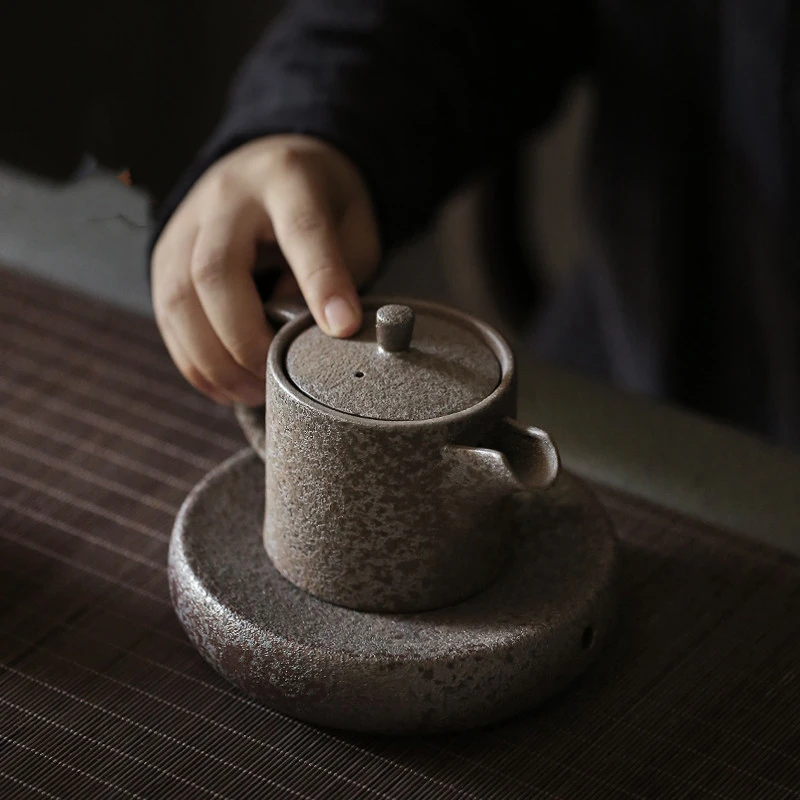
1, 266, 799, 799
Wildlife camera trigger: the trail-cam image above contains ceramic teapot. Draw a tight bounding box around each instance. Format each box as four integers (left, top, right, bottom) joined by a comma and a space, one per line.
237, 297, 560, 613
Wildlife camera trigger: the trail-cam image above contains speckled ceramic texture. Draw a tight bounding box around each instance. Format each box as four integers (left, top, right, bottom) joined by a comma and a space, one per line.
286, 307, 500, 420
375, 303, 415, 352
252, 297, 561, 613
168, 448, 620, 735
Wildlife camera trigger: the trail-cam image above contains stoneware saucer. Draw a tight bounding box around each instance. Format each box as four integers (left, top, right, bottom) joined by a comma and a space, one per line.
169, 449, 619, 734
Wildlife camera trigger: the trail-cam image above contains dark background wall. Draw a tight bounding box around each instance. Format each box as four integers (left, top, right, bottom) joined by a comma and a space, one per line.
0, 2, 590, 329
0, 1, 285, 198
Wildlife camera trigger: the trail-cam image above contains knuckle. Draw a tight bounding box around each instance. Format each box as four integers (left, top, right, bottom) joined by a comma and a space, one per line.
202, 170, 237, 204
230, 337, 269, 374
272, 145, 307, 174
209, 369, 243, 394
155, 280, 193, 319
182, 364, 214, 395
191, 358, 241, 393
191, 249, 228, 286
301, 260, 340, 285
288, 206, 326, 236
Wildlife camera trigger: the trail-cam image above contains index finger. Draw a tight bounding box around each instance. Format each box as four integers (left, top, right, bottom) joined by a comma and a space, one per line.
264, 169, 362, 337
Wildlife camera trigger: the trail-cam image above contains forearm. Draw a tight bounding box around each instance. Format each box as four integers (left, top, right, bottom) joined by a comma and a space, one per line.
155, 0, 592, 250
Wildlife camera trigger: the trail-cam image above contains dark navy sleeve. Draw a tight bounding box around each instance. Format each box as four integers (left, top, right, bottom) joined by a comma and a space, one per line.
153, 0, 592, 252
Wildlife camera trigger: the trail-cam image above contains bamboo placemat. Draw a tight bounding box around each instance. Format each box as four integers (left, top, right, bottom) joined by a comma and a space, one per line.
1, 266, 799, 799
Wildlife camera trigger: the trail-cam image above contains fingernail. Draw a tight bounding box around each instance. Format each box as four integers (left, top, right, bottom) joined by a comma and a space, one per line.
324, 296, 358, 336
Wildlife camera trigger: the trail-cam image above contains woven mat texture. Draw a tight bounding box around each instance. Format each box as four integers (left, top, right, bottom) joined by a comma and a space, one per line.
1, 267, 799, 799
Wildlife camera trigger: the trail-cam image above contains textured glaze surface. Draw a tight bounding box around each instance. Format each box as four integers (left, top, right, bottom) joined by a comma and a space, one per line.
265, 299, 525, 612
265, 381, 517, 612
376, 303, 415, 352
286, 306, 500, 421
169, 449, 620, 735
241, 296, 564, 612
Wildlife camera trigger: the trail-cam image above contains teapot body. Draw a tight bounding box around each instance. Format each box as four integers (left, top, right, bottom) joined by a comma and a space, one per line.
263, 299, 522, 613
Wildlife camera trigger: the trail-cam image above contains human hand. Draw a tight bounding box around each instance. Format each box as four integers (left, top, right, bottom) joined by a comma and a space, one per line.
151, 135, 381, 405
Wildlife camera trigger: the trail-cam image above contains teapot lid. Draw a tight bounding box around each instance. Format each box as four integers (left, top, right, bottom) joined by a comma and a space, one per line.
285, 303, 500, 421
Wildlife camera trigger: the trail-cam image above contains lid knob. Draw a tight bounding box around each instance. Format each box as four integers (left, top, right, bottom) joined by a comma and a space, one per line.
376, 304, 415, 353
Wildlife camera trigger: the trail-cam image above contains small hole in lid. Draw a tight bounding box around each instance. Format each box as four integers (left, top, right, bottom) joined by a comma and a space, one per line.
354, 371, 364, 378
581, 625, 595, 650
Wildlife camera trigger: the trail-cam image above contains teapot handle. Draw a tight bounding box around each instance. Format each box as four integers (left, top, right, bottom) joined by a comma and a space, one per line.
263, 299, 307, 328
496, 417, 560, 491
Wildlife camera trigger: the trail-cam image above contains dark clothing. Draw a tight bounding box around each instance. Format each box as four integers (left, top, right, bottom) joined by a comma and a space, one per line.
156, 0, 800, 449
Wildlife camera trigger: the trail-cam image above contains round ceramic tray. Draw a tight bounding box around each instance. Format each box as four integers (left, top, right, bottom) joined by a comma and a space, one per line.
169, 449, 619, 734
